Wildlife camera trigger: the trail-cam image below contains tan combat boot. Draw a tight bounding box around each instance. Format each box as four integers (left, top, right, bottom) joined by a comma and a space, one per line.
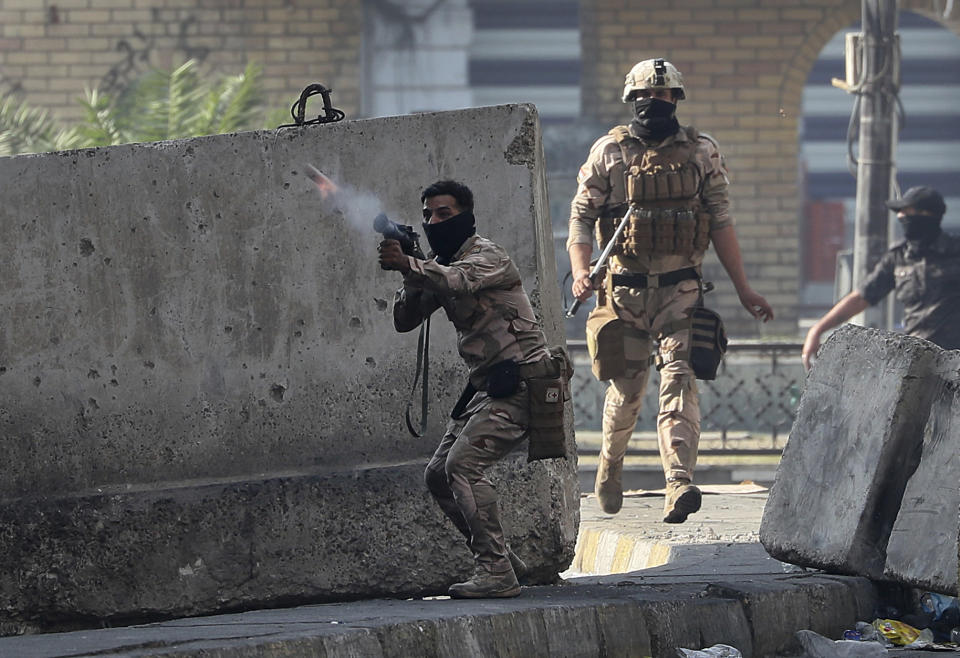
595, 454, 623, 514
663, 477, 701, 523
448, 564, 521, 599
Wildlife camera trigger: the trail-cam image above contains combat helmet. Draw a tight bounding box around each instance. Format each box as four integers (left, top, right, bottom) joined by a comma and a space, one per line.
622, 58, 686, 102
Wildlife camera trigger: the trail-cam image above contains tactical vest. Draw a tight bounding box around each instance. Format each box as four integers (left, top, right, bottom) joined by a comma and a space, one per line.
596, 125, 712, 259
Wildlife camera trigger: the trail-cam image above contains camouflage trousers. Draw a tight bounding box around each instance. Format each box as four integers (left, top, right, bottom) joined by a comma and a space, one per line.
424, 383, 528, 573
602, 277, 701, 481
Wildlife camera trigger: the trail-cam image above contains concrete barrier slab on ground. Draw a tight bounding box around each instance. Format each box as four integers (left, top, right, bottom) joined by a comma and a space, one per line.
0, 103, 579, 633
762, 324, 960, 594
884, 350, 960, 595
760, 325, 939, 579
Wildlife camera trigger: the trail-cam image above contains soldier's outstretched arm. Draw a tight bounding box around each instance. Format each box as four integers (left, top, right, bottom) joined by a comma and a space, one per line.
711, 225, 774, 322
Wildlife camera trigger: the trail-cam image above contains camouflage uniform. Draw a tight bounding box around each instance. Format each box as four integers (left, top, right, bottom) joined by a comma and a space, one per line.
394, 234, 549, 574
568, 123, 732, 485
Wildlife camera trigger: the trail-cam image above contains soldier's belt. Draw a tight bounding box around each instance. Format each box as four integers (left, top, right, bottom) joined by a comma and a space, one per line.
470, 356, 559, 391
611, 267, 700, 289
518, 357, 560, 379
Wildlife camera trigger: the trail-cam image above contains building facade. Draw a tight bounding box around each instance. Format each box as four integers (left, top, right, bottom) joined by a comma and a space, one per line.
3, 0, 959, 336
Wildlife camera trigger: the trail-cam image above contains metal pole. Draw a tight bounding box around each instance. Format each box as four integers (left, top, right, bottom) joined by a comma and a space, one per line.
851, 0, 899, 329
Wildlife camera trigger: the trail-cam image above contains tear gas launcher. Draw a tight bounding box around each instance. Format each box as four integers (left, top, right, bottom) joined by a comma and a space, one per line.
374, 213, 425, 261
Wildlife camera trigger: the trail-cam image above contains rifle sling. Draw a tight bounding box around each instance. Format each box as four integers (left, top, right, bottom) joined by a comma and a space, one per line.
405, 316, 430, 438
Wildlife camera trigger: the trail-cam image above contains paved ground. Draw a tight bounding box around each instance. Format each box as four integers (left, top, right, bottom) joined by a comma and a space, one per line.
569, 484, 771, 576
1, 485, 951, 657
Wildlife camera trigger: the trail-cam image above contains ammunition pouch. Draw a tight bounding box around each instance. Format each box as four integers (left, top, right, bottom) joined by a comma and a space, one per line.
689, 307, 727, 380
524, 346, 572, 462
595, 205, 628, 257
597, 207, 710, 259
585, 302, 625, 381
595, 124, 710, 259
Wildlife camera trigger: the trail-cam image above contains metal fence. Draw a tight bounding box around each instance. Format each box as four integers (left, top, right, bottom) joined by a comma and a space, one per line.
568, 339, 805, 448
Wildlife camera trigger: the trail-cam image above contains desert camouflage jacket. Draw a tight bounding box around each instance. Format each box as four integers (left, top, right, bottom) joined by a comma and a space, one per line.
567, 123, 733, 273
393, 234, 549, 378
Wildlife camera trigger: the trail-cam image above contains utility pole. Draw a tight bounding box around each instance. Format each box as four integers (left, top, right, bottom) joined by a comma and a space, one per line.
851, 0, 899, 329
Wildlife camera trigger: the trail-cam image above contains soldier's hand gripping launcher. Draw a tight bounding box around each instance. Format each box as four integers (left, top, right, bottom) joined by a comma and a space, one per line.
566, 204, 635, 318
374, 213, 425, 261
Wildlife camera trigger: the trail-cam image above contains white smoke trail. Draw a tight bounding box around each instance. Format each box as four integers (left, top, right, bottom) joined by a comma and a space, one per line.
303, 164, 399, 234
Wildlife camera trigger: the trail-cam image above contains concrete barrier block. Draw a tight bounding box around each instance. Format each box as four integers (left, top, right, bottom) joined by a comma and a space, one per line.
0, 104, 579, 629
884, 350, 960, 595
0, 454, 575, 628
760, 325, 938, 577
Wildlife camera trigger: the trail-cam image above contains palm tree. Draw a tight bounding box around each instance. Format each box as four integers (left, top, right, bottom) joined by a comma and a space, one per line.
0, 59, 271, 156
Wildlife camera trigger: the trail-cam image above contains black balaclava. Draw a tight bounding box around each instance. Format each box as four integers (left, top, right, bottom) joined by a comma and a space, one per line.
900, 213, 942, 244
631, 97, 680, 143
423, 211, 476, 265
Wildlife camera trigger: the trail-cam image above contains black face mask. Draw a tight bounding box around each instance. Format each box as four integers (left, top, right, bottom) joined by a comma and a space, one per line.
900, 214, 941, 243
631, 97, 680, 143
423, 210, 476, 265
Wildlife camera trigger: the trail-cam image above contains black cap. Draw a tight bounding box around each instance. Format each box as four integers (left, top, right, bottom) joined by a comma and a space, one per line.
886, 186, 946, 216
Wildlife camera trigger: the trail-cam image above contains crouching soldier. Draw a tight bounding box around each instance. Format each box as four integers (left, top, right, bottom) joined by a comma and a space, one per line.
378, 179, 569, 599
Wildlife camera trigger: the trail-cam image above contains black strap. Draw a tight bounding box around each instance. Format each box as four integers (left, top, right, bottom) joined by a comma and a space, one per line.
404, 316, 430, 438
450, 381, 477, 420
611, 267, 700, 289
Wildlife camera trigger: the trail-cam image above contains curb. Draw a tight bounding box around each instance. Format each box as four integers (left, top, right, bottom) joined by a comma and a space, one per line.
0, 573, 881, 658
572, 526, 676, 574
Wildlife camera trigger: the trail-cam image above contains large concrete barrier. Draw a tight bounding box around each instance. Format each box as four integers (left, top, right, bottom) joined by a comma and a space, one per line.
884, 349, 960, 593
0, 103, 579, 633
760, 325, 958, 595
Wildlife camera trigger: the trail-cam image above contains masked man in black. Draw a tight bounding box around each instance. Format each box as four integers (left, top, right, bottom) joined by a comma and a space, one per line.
803, 186, 960, 369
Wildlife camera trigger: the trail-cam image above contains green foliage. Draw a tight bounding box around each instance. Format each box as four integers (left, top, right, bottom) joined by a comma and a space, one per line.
0, 96, 83, 156
0, 59, 273, 156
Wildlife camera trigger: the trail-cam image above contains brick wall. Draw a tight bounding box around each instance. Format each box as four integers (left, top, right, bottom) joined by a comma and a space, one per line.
0, 0, 363, 124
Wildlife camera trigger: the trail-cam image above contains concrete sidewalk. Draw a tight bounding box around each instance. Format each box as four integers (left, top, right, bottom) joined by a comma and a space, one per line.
0, 489, 901, 658
570, 483, 770, 576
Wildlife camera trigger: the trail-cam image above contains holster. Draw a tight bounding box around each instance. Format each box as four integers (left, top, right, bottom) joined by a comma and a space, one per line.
525, 346, 572, 462
689, 307, 728, 380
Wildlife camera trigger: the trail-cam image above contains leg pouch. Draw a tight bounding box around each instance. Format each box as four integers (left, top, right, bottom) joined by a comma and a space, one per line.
526, 348, 571, 462
526, 374, 567, 461
586, 303, 625, 381
689, 307, 728, 380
